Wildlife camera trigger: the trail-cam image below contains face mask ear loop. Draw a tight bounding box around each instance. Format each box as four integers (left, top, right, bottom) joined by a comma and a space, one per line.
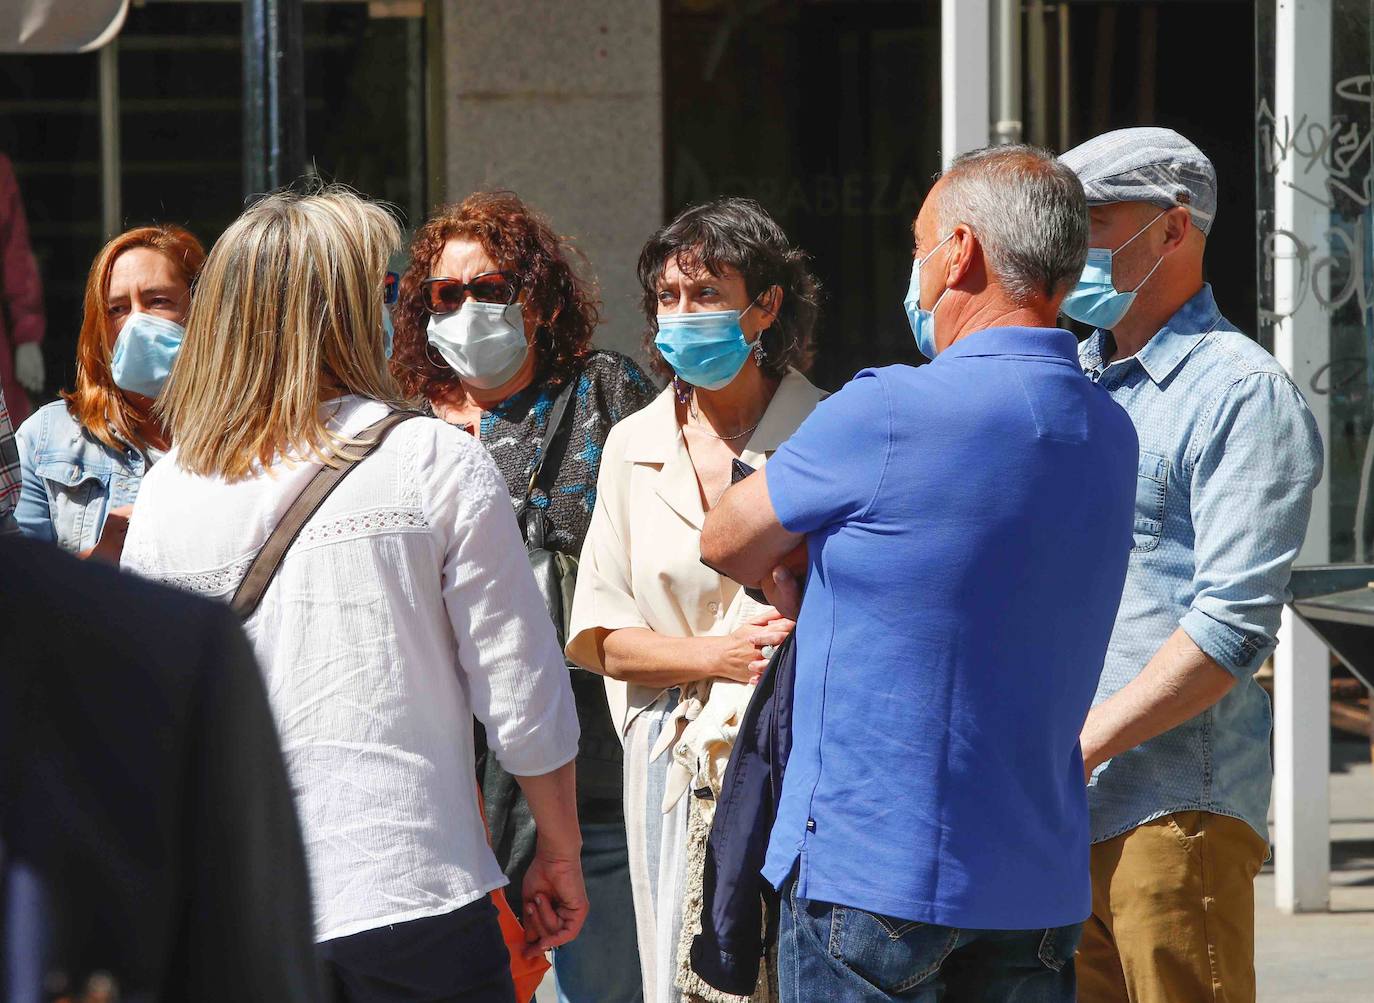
1129, 252, 1167, 296
919, 232, 956, 313
1112, 210, 1169, 256
740, 290, 771, 357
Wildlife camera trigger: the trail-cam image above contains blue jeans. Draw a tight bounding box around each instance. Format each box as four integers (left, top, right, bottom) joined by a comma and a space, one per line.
552, 822, 642, 1003
779, 877, 1080, 1002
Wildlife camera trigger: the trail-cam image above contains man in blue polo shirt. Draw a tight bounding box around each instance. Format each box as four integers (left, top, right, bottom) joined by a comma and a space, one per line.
701, 145, 1138, 1001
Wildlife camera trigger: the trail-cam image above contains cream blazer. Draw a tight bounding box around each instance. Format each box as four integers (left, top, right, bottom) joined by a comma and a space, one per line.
566, 368, 825, 739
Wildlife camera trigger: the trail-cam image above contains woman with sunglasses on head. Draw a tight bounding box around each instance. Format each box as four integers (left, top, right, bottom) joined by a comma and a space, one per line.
391, 190, 656, 1003
123, 187, 586, 1002
14, 224, 204, 561
566, 198, 824, 1003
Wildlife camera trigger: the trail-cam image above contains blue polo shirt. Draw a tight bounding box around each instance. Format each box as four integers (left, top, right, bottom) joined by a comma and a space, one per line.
763, 327, 1138, 930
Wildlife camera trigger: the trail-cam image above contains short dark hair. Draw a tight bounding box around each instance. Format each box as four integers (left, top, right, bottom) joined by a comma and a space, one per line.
636, 197, 820, 381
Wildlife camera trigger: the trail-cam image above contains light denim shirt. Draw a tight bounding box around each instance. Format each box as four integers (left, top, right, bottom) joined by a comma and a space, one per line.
15, 400, 152, 553
1079, 284, 1323, 844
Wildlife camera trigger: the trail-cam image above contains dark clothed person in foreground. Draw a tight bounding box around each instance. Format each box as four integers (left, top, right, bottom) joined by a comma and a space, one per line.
703, 145, 1138, 1003
0, 536, 324, 1003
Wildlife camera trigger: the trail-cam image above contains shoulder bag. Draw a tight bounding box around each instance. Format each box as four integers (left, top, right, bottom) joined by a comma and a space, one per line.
230, 409, 419, 620
520, 379, 579, 649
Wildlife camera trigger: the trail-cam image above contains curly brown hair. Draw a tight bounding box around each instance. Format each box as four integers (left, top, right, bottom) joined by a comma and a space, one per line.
391, 190, 599, 400
637, 197, 820, 383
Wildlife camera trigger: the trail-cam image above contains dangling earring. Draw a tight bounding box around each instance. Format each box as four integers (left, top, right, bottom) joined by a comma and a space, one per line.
673, 375, 693, 404
752, 336, 767, 367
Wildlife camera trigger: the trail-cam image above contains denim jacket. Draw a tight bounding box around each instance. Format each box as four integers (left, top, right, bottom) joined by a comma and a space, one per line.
14, 400, 151, 553
1079, 284, 1324, 844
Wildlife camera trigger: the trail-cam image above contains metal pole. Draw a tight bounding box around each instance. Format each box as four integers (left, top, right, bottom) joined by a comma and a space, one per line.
99, 40, 120, 238
1272, 0, 1332, 915
941, 0, 991, 168
242, 0, 306, 199
1025, 0, 1048, 147
1057, 3, 1071, 152
992, 0, 1022, 145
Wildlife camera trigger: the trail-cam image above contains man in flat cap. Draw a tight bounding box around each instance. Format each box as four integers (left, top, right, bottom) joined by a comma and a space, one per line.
1059, 127, 1323, 1002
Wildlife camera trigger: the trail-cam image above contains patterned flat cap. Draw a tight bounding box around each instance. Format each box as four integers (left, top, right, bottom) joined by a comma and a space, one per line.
1060, 127, 1217, 236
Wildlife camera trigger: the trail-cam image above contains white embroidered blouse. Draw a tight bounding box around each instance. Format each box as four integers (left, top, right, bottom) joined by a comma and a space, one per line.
122, 395, 579, 942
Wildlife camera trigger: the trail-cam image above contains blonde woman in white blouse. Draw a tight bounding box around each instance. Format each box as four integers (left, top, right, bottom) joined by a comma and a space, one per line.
123, 188, 585, 1003
567, 198, 824, 1003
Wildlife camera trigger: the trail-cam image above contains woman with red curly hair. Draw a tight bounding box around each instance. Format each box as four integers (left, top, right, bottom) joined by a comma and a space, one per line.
392, 190, 655, 1003
14, 224, 204, 560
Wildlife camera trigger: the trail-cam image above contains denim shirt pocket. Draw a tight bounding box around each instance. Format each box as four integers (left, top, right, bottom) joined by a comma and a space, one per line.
33, 457, 113, 553
1132, 450, 1168, 554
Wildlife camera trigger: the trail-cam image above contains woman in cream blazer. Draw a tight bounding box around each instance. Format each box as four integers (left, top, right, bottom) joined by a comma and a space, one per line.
568, 198, 824, 1003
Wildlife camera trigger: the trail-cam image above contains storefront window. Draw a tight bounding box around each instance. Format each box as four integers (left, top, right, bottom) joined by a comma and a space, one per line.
0, 0, 430, 400
663, 0, 941, 389
1257, 1, 1374, 561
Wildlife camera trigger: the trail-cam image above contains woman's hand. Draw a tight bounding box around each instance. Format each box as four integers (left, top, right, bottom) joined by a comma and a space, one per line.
709, 606, 795, 684
80, 504, 134, 564
521, 843, 589, 959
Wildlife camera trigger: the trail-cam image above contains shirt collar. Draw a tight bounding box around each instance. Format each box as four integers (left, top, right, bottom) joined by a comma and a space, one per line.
1078, 283, 1221, 384
623, 367, 824, 464
937, 326, 1081, 365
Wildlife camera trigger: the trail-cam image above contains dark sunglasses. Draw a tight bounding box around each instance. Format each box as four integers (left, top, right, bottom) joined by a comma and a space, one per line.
420, 271, 521, 315
384, 271, 399, 305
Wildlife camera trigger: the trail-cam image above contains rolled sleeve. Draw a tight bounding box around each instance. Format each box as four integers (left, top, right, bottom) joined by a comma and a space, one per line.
767, 369, 892, 535
566, 430, 649, 672
426, 424, 579, 777
1182, 373, 1323, 677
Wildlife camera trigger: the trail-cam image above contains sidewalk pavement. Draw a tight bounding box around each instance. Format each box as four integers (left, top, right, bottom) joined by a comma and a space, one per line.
1257, 732, 1374, 1002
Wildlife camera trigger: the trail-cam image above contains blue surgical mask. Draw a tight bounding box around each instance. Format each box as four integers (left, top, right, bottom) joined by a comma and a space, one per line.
382, 304, 395, 359
654, 302, 758, 391
110, 311, 185, 398
1060, 212, 1167, 330
904, 233, 954, 359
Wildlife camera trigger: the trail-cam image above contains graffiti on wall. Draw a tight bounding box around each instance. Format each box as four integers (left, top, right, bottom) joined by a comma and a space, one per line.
1256, 74, 1374, 323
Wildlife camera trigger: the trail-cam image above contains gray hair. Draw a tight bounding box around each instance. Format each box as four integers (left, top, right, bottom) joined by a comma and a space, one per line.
934, 145, 1088, 305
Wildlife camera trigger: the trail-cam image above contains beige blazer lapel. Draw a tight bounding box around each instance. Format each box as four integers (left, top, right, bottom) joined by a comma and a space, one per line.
739, 368, 827, 468
621, 384, 707, 530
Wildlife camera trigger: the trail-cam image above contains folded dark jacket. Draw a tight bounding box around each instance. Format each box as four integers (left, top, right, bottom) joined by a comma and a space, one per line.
690, 632, 797, 996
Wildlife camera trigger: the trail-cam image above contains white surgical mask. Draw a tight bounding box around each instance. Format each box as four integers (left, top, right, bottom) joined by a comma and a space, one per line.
426, 300, 529, 390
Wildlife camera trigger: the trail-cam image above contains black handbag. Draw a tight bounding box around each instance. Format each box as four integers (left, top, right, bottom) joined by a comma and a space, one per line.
519, 380, 578, 649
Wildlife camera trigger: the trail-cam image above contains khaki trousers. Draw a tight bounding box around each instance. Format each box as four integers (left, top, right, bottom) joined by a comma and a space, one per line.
1077, 811, 1268, 1003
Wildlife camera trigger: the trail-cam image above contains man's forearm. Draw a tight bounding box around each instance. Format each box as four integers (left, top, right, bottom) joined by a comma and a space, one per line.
1080, 627, 1238, 776
513, 761, 582, 857
700, 468, 801, 586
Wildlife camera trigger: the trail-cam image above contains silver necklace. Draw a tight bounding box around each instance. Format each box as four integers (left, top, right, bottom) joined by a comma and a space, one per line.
688, 397, 760, 441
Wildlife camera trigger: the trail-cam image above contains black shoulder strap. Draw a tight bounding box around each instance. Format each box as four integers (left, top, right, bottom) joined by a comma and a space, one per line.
230, 410, 419, 621
524, 379, 577, 502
